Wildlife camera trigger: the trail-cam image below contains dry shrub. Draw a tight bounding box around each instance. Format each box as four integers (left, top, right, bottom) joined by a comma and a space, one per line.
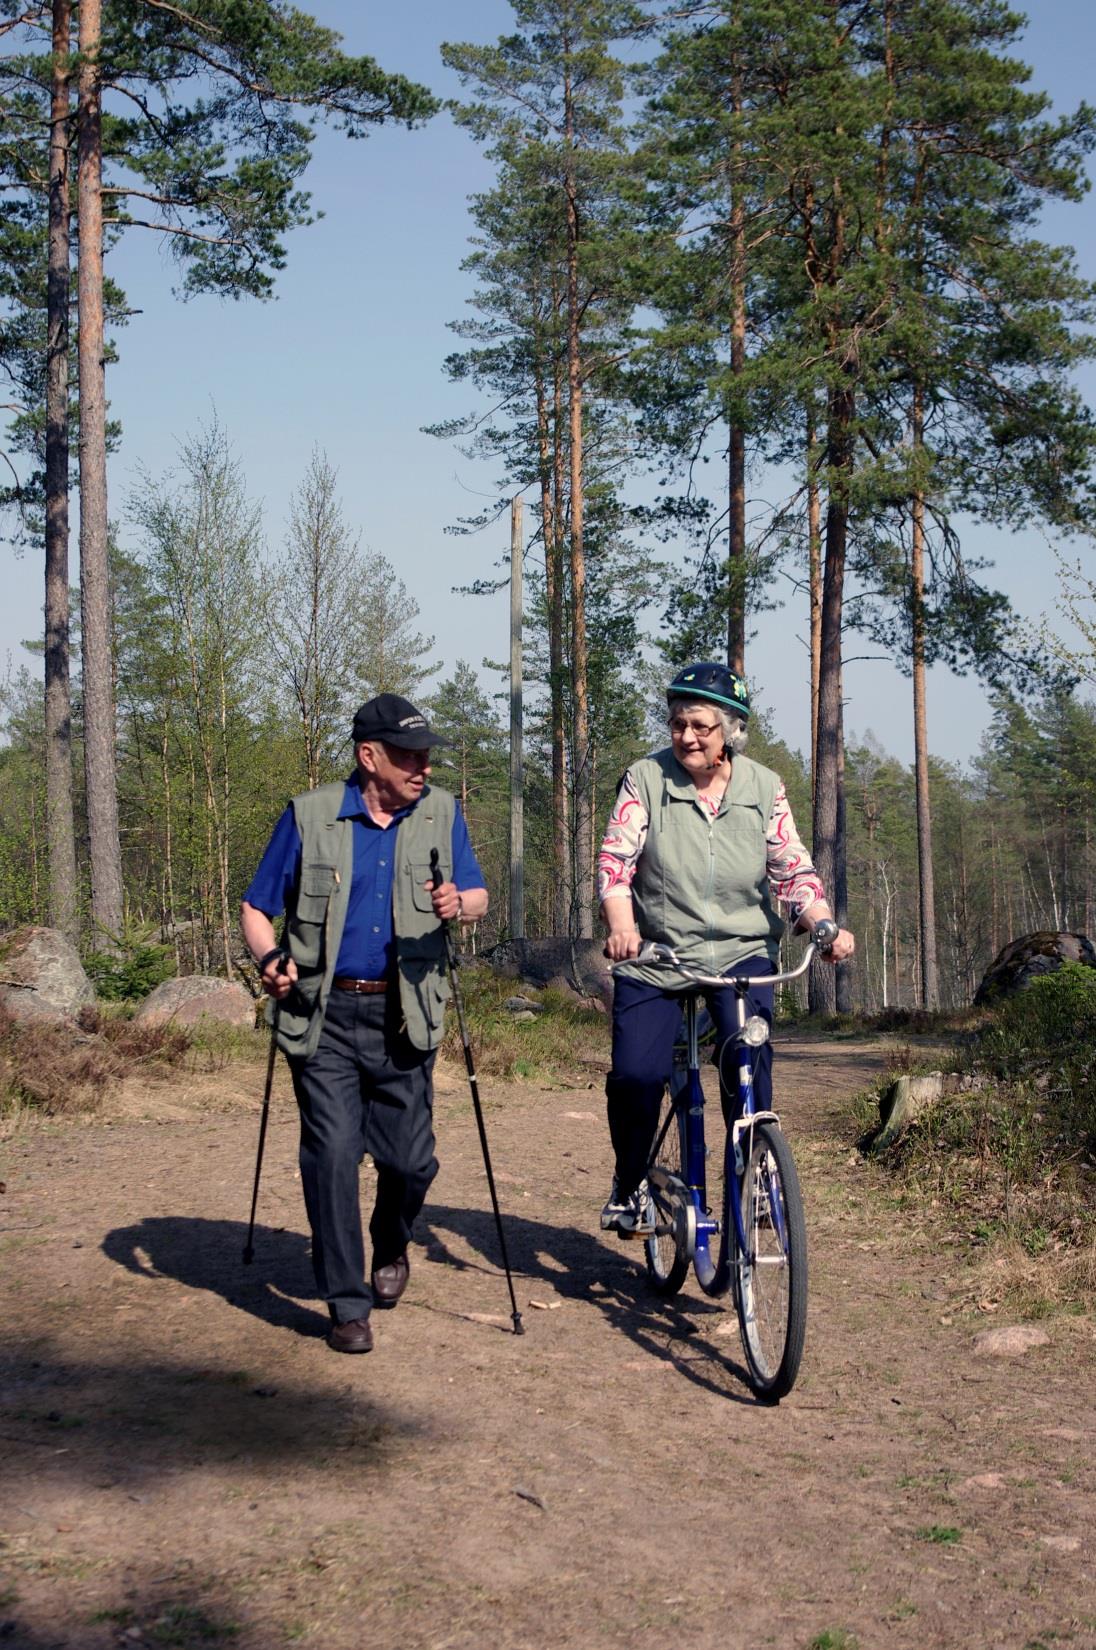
965, 1230, 1096, 1319
0, 999, 194, 1117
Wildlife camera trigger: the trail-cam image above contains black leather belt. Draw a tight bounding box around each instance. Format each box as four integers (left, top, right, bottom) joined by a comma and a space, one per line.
332, 977, 389, 995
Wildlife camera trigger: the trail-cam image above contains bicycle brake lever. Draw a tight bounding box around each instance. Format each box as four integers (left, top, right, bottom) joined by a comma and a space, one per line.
813, 918, 839, 952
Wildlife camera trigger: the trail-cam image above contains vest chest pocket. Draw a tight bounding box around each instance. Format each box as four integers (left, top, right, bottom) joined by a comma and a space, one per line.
407, 860, 443, 914
295, 862, 338, 924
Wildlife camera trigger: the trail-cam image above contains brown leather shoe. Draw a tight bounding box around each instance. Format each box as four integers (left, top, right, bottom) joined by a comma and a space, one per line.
327, 1315, 374, 1354
371, 1252, 410, 1309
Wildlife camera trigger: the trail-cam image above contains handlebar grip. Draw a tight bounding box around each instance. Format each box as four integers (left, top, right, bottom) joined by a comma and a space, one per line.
813, 918, 839, 951
429, 847, 443, 891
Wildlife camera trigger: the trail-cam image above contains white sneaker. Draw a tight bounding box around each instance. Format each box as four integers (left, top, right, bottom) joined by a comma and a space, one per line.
600, 1178, 655, 1235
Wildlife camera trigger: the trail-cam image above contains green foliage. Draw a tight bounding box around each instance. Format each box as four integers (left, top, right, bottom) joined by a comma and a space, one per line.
977, 964, 1096, 1156
84, 941, 174, 1002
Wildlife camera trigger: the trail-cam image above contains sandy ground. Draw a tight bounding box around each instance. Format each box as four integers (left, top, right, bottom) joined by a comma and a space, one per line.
1, 1033, 1093, 1650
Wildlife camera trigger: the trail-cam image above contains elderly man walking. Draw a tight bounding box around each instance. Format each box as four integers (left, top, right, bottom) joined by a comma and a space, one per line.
241, 694, 488, 1353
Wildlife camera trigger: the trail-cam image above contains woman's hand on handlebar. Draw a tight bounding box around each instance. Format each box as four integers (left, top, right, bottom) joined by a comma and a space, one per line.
818, 925, 856, 963
603, 927, 643, 962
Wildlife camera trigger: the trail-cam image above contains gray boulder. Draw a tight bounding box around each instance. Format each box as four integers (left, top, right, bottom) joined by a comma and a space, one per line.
485, 937, 613, 1007
974, 931, 1096, 1005
135, 975, 256, 1029
0, 925, 94, 1018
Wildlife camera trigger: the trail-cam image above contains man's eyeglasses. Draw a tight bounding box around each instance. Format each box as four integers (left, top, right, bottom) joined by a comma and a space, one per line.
670, 718, 722, 739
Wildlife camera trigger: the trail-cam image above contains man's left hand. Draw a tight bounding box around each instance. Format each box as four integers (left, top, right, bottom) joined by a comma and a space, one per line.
427, 878, 463, 923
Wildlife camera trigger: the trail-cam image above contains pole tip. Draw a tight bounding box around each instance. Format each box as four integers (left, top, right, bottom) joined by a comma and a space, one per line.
242, 1247, 254, 1266
512, 1314, 524, 1336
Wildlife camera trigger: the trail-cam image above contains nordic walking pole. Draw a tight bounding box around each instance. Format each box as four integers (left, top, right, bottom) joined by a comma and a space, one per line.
431, 849, 524, 1335
242, 959, 285, 1266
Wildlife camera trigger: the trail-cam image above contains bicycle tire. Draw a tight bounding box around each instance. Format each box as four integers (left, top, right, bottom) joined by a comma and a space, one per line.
644, 1087, 690, 1297
731, 1119, 807, 1401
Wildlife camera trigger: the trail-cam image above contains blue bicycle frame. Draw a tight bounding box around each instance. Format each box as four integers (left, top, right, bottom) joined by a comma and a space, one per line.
641, 939, 823, 1295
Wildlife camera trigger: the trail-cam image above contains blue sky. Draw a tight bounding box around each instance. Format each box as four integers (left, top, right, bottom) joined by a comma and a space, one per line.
3, 0, 1095, 770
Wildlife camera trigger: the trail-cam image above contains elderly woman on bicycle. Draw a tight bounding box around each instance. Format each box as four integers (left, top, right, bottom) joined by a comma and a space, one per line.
598, 662, 855, 1235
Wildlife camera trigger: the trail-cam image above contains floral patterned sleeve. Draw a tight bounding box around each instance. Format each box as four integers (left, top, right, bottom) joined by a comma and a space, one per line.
596, 770, 649, 903
767, 783, 826, 921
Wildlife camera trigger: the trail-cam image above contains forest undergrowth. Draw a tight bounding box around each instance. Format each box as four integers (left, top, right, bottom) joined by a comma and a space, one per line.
853, 966, 1096, 1315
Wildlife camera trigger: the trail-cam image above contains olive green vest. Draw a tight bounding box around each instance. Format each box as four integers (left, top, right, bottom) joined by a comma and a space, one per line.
615, 748, 783, 988
269, 779, 455, 1058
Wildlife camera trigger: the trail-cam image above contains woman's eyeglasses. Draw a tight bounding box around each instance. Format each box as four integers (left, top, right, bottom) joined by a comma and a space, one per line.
670, 719, 721, 739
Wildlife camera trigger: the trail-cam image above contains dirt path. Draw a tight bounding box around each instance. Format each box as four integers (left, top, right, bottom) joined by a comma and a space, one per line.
1, 1036, 1093, 1650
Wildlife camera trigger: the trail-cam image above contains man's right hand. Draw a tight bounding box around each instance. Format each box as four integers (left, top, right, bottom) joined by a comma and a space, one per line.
603, 928, 643, 962
262, 954, 298, 1000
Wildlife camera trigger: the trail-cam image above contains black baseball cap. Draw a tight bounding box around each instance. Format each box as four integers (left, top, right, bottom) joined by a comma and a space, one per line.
351, 693, 447, 750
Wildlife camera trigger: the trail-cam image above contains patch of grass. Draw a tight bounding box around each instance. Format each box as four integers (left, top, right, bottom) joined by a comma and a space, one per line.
809, 1631, 859, 1650
915, 1525, 962, 1544
439, 966, 608, 1080
147, 1603, 240, 1646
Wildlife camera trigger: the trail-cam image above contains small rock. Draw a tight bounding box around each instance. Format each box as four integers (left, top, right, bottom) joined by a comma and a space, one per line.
972, 1325, 1050, 1358
504, 995, 544, 1014
1040, 1534, 1080, 1553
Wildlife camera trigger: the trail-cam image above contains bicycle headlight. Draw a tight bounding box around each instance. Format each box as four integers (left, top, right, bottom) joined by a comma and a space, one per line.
740, 1015, 770, 1048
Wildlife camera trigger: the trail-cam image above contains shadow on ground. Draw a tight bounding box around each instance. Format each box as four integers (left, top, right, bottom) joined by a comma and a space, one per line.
102, 1215, 327, 1338
0, 1218, 419, 1489
420, 1201, 758, 1405
0, 1580, 260, 1650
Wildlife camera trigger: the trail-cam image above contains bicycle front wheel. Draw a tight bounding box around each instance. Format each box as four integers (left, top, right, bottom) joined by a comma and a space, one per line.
731, 1119, 807, 1401
644, 1088, 690, 1297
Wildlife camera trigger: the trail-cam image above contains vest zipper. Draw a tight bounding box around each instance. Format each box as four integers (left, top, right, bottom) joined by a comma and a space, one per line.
704, 815, 717, 969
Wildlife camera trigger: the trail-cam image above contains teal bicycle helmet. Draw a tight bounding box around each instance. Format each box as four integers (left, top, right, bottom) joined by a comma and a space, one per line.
667, 661, 750, 720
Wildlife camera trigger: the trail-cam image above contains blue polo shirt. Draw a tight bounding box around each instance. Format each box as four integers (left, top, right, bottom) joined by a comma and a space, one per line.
244, 780, 485, 980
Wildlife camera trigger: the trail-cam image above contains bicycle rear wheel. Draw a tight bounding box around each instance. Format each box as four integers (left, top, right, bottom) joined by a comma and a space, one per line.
731, 1119, 807, 1401
644, 1087, 690, 1297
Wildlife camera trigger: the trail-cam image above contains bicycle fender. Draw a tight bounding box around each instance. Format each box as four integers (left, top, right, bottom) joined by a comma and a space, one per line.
731, 1110, 781, 1174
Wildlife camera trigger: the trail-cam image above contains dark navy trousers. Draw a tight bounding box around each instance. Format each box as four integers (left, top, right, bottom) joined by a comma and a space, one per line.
289, 987, 439, 1324
606, 957, 775, 1198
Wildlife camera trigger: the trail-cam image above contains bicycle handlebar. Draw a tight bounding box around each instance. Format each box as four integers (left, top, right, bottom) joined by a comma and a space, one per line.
610, 921, 838, 991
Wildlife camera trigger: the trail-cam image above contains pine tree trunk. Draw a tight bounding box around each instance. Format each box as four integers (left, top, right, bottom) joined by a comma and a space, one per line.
538, 350, 571, 936
809, 380, 853, 1015
45, 0, 79, 943
911, 425, 939, 1007
807, 403, 822, 816
77, 0, 124, 945
564, 61, 592, 940
726, 91, 746, 674
835, 697, 851, 1012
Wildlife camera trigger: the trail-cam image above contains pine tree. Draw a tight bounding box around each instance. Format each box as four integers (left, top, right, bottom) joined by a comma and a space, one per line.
2, 2, 439, 943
